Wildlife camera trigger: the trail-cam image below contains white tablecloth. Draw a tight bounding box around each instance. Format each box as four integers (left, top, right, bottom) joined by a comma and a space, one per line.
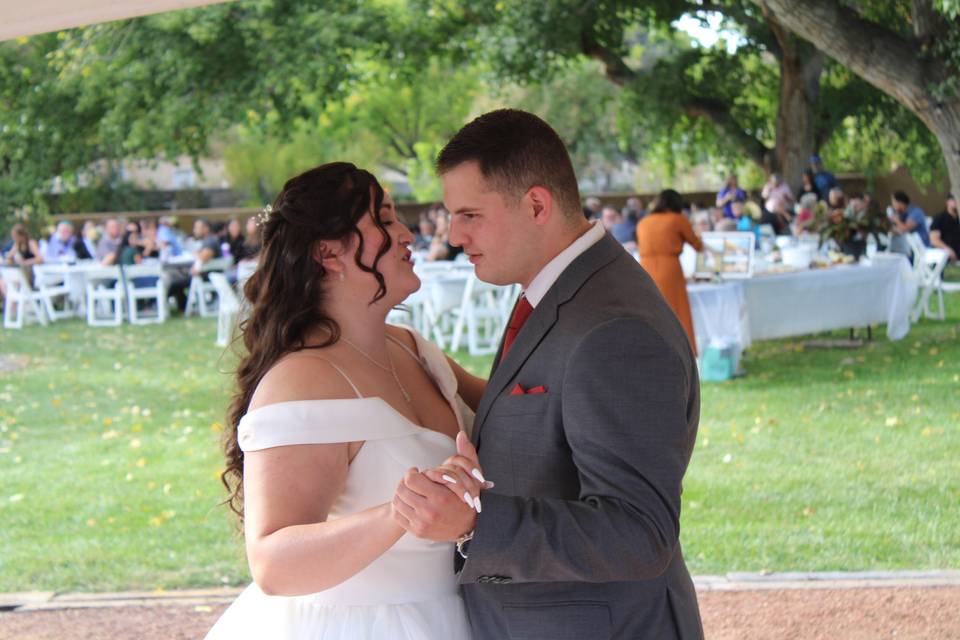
688, 254, 917, 348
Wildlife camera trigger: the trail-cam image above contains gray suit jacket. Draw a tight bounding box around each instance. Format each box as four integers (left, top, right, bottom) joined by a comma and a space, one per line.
459, 233, 703, 640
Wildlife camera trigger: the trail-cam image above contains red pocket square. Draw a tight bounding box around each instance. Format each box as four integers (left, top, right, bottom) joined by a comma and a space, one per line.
510, 383, 547, 395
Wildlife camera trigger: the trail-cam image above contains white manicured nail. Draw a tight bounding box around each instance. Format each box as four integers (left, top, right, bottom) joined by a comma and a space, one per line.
442, 474, 458, 484
484, 481, 495, 489
463, 491, 473, 507
471, 468, 486, 483
474, 496, 482, 513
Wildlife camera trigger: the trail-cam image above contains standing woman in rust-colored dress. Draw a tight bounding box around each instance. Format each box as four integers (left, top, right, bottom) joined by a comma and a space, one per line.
636, 189, 703, 354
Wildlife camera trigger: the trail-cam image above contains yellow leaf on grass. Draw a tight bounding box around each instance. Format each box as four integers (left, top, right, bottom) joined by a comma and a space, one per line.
921, 427, 933, 437
885, 417, 900, 427
136, 458, 147, 468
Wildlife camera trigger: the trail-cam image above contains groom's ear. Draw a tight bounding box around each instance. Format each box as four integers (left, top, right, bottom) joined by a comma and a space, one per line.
526, 186, 554, 226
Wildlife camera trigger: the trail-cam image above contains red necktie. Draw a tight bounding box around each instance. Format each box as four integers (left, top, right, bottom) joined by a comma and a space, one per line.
501, 296, 534, 359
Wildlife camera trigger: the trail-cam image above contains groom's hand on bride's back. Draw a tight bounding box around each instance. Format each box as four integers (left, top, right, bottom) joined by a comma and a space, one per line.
391, 433, 487, 541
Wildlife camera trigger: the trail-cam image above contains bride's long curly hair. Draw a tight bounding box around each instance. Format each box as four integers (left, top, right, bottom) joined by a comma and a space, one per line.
222, 162, 391, 522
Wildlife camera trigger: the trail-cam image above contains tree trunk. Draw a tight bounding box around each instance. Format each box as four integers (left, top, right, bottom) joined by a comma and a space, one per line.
773, 46, 824, 191
752, 0, 960, 194
927, 103, 960, 201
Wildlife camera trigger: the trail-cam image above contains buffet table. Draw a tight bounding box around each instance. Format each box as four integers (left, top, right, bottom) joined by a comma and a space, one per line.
688, 253, 917, 350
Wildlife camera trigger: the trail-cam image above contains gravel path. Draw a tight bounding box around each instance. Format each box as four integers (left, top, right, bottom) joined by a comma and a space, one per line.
1, 586, 958, 639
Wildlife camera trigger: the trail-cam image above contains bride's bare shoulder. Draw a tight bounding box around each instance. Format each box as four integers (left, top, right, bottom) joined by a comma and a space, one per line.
386, 323, 418, 351
249, 349, 359, 411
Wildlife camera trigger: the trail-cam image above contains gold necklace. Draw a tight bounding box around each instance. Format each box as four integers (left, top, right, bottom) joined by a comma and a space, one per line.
339, 336, 413, 404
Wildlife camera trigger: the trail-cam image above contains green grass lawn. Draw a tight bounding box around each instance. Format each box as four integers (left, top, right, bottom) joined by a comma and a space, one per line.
1, 290, 958, 592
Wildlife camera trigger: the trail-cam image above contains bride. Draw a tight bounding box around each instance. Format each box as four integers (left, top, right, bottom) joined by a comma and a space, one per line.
205, 162, 487, 639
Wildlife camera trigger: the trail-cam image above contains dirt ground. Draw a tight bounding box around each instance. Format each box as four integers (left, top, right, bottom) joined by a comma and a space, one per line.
1, 586, 958, 639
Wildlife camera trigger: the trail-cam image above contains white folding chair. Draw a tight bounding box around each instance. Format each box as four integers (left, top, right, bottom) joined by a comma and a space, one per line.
2, 267, 48, 329
31, 264, 75, 321
85, 266, 124, 326
449, 275, 519, 355
236, 260, 257, 288
123, 263, 167, 325
911, 248, 950, 321
185, 257, 232, 317
208, 272, 240, 346
419, 273, 470, 349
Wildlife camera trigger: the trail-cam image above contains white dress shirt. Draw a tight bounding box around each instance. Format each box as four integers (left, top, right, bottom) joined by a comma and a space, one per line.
524, 221, 605, 308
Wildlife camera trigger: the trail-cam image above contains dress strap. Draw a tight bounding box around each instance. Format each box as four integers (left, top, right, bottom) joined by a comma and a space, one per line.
387, 330, 422, 364
294, 351, 364, 399
323, 359, 363, 399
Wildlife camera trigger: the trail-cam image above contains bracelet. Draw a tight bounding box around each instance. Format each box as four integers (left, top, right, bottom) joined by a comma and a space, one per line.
456, 530, 474, 560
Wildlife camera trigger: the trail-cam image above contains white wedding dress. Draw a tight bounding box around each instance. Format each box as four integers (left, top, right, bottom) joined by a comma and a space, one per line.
205, 329, 473, 640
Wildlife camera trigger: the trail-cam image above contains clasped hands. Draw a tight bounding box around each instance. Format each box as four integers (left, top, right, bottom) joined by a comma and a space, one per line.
392, 431, 491, 542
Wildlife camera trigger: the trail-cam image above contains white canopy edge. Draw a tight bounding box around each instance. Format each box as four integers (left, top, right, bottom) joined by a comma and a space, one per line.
0, 0, 237, 42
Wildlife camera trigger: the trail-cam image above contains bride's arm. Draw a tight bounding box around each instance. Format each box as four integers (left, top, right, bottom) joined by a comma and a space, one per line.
445, 356, 487, 411
243, 442, 405, 596
241, 354, 404, 597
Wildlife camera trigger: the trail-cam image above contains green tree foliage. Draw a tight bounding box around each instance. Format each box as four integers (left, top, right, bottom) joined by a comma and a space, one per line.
0, 0, 399, 225
223, 57, 481, 204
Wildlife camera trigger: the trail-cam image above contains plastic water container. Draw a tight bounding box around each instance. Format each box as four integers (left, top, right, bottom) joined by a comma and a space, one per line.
700, 341, 735, 382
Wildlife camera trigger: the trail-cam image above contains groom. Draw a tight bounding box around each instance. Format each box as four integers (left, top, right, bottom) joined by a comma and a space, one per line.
396, 109, 703, 639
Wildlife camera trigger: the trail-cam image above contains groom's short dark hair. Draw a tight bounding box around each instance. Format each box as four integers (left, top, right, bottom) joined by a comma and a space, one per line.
437, 109, 582, 219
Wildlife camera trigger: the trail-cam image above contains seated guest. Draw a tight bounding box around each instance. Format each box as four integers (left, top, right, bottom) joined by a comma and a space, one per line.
222, 218, 246, 264
117, 223, 144, 266
762, 173, 794, 234
810, 155, 838, 201
691, 211, 711, 235
710, 206, 736, 231
582, 196, 602, 220
168, 218, 222, 311
138, 218, 160, 259
73, 221, 98, 260
793, 193, 819, 235
190, 218, 222, 273
827, 187, 846, 212
425, 210, 462, 261
236, 216, 262, 262
413, 214, 436, 251
887, 190, 930, 250
603, 206, 637, 252
2, 224, 43, 295
45, 221, 78, 263
716, 174, 746, 219
799, 169, 820, 201
621, 196, 645, 223
96, 218, 123, 264
156, 216, 183, 258
930, 193, 959, 263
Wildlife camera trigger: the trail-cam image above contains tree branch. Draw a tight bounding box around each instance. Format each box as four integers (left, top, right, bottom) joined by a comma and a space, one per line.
749, 0, 936, 113
910, 0, 948, 44
580, 33, 635, 87
683, 96, 772, 168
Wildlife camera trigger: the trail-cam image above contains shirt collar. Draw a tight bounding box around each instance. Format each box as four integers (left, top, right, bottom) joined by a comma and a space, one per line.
524, 220, 605, 308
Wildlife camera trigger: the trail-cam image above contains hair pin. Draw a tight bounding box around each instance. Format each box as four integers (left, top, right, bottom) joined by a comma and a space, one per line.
256, 204, 273, 227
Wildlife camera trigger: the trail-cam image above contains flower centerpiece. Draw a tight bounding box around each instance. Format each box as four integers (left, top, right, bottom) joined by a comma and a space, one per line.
813, 197, 890, 259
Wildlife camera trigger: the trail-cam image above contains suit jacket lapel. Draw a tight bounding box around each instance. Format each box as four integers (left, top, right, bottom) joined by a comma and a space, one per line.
471, 233, 625, 446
